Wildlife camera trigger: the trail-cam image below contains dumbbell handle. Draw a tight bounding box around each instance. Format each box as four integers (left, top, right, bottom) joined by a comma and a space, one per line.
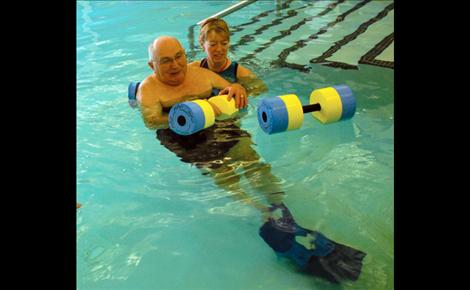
302, 103, 321, 113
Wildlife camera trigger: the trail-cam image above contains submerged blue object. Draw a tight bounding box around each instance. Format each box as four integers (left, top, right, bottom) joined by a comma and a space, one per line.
333, 84, 356, 120
128, 81, 140, 108
128, 81, 140, 100
257, 97, 289, 134
259, 218, 335, 268
296, 229, 335, 258
258, 202, 366, 283
169, 102, 206, 135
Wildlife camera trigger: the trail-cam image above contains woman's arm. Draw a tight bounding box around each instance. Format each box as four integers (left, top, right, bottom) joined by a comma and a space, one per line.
236, 65, 267, 97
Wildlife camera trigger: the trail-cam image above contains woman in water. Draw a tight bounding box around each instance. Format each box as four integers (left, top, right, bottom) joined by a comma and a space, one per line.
189, 17, 266, 107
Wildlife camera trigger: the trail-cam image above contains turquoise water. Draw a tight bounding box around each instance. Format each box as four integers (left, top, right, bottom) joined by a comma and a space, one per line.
77, 1, 394, 290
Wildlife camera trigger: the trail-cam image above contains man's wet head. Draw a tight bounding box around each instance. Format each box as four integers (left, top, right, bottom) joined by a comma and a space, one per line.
148, 36, 187, 86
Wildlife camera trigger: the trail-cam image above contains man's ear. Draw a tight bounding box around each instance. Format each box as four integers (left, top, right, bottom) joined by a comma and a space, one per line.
148, 61, 155, 71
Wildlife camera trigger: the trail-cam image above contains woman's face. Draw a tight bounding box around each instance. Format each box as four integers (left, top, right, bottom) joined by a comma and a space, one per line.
203, 30, 229, 64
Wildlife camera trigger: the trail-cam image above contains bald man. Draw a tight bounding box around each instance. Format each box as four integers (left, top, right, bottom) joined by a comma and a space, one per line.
137, 36, 247, 130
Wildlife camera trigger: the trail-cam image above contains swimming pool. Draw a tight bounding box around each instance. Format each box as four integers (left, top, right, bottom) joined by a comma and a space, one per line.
77, 1, 394, 289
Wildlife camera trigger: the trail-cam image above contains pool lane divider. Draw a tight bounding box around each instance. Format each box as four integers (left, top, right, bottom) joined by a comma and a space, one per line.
230, 0, 296, 35
309, 2, 395, 68
232, 1, 313, 50
359, 32, 394, 69
238, 0, 344, 64
270, 0, 371, 72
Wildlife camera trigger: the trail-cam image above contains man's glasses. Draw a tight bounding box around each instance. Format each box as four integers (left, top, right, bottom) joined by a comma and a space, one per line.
153, 51, 186, 66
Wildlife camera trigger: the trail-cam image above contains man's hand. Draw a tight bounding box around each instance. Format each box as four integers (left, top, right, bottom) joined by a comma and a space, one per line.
219, 83, 248, 109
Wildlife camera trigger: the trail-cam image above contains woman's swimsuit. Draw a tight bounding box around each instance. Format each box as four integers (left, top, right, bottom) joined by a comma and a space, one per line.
200, 57, 239, 82
200, 58, 239, 96
156, 59, 250, 170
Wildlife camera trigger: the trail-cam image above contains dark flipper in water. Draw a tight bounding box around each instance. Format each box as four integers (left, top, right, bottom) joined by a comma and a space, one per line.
259, 203, 366, 283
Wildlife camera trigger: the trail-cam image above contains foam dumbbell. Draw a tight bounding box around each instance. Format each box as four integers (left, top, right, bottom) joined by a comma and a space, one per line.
128, 81, 141, 108
257, 84, 356, 134
169, 95, 239, 135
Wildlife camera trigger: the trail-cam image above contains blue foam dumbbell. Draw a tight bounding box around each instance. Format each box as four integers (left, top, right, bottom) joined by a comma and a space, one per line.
169, 95, 239, 135
257, 84, 356, 134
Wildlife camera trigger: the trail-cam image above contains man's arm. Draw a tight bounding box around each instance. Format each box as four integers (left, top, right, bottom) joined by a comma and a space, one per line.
140, 104, 169, 130
204, 68, 230, 89
204, 68, 248, 109
138, 81, 169, 130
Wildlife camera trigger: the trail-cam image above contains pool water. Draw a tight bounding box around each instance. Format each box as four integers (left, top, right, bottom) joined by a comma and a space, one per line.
77, 1, 394, 289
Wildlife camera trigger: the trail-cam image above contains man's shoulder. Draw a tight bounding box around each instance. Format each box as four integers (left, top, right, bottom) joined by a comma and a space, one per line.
188, 64, 206, 72
188, 61, 201, 68
138, 75, 160, 105
189, 65, 217, 78
141, 75, 157, 87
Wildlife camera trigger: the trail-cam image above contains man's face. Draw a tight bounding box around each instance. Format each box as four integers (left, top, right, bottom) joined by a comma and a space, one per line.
151, 42, 187, 86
